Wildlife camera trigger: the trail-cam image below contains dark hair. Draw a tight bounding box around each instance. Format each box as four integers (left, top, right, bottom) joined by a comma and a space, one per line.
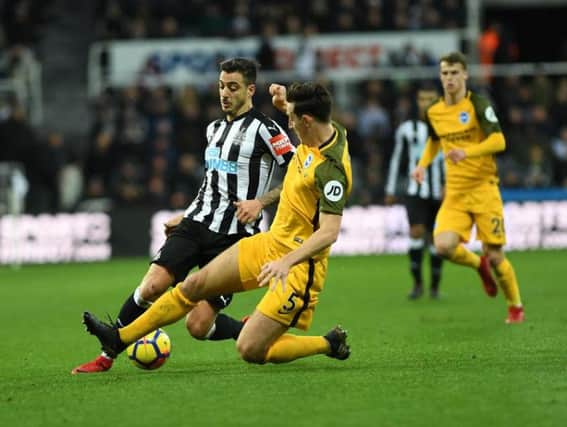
439, 51, 468, 70
219, 57, 258, 85
286, 82, 332, 122
416, 80, 439, 93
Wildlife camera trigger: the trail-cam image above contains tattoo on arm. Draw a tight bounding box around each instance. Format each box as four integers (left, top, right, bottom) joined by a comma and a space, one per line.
258, 184, 283, 207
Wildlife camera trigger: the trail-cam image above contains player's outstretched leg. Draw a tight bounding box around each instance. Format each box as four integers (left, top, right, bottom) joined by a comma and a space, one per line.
71, 289, 151, 374
72, 266, 173, 374
83, 312, 127, 358
239, 312, 350, 364
258, 325, 351, 363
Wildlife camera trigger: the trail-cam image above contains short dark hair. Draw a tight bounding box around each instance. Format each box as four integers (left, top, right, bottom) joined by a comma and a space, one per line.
286, 82, 332, 123
219, 57, 258, 85
417, 80, 439, 93
439, 51, 468, 70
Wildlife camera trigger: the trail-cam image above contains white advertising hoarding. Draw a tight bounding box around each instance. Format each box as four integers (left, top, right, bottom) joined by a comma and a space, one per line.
3, 201, 563, 265
150, 201, 567, 258
0, 213, 111, 264
105, 31, 460, 86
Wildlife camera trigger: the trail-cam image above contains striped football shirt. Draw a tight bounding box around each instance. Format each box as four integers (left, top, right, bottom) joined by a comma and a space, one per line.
385, 119, 445, 200
185, 108, 295, 235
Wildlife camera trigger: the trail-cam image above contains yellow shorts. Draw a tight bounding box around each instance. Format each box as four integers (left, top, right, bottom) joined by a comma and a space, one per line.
238, 232, 327, 330
434, 182, 506, 245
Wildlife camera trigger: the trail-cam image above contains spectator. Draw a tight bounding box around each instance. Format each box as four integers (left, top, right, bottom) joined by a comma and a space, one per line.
96, 0, 125, 39
111, 158, 146, 205
169, 152, 203, 209
479, 22, 501, 68
549, 77, 567, 132
498, 155, 523, 188
294, 25, 320, 80
523, 144, 553, 189
364, 4, 384, 31
159, 16, 179, 38
84, 128, 115, 198
0, 102, 58, 212
357, 96, 391, 143
2, 0, 44, 47
550, 126, 567, 187
174, 87, 205, 157
198, 4, 228, 37
256, 22, 277, 71
146, 174, 168, 207
231, 0, 251, 37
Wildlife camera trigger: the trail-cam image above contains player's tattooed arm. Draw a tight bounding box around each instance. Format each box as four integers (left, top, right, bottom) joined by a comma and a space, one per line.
258, 183, 282, 207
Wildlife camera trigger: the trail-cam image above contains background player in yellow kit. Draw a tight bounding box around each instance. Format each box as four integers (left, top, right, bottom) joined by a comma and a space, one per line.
83, 81, 354, 363
412, 51, 524, 324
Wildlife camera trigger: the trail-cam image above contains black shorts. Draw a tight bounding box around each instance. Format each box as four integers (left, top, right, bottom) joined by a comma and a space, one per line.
404, 195, 442, 232
151, 218, 250, 310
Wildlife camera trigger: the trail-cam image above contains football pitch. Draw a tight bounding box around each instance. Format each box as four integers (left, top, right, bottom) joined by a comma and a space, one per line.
1, 250, 566, 427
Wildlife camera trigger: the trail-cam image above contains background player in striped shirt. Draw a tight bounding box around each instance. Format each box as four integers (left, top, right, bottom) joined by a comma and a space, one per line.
82, 81, 353, 365
385, 84, 445, 299
72, 58, 295, 373
412, 52, 524, 324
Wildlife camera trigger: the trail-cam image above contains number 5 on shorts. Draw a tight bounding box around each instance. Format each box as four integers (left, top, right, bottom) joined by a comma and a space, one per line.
278, 291, 299, 314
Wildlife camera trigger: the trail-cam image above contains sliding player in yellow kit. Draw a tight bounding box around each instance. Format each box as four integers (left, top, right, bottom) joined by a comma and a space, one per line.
82, 81, 354, 363
412, 52, 524, 323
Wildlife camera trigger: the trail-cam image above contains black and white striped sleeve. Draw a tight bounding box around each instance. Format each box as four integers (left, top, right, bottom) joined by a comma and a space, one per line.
257, 120, 295, 166
385, 122, 407, 196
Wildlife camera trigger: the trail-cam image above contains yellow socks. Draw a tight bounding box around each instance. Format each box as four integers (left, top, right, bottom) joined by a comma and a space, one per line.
119, 286, 196, 344
494, 258, 522, 307
449, 244, 480, 269
264, 334, 329, 363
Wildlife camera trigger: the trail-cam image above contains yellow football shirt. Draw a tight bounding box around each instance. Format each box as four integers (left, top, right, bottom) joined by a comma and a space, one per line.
425, 91, 503, 191
269, 121, 352, 258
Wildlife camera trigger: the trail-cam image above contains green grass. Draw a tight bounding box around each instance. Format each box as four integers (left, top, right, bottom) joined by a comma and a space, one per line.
1, 251, 566, 427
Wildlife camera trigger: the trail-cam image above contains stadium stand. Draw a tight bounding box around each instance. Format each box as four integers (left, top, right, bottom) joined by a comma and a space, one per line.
1, 0, 566, 214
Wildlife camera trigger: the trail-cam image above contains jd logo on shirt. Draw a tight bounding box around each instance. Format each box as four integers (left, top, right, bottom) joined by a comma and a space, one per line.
324, 180, 344, 202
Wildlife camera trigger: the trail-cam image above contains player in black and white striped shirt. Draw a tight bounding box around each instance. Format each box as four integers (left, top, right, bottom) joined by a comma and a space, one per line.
72, 58, 295, 374
385, 85, 445, 299
185, 104, 291, 236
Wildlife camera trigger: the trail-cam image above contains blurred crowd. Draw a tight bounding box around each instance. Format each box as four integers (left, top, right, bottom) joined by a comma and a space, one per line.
94, 0, 466, 40
0, 0, 566, 214
0, 0, 48, 111
0, 0, 50, 79
0, 0, 73, 214
79, 72, 567, 210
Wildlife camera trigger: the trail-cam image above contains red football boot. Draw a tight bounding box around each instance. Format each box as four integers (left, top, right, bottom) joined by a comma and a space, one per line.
505, 306, 525, 324
477, 255, 498, 297
71, 355, 113, 374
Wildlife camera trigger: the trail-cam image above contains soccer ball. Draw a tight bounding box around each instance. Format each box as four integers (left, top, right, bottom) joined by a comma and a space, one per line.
127, 328, 171, 370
